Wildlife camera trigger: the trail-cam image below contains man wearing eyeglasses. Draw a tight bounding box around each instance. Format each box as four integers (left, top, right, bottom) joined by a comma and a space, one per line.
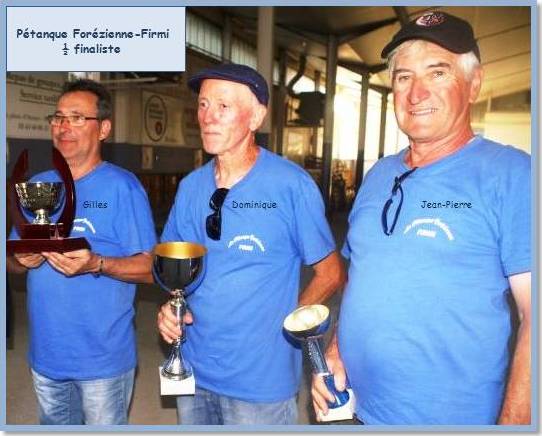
312, 12, 531, 425
156, 63, 344, 424
7, 79, 157, 424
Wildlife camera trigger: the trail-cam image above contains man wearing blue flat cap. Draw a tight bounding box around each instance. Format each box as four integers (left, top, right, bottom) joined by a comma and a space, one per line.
157, 63, 345, 424
312, 11, 531, 425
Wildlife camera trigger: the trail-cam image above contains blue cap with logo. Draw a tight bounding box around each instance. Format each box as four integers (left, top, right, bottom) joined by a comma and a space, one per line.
381, 11, 481, 61
187, 63, 269, 106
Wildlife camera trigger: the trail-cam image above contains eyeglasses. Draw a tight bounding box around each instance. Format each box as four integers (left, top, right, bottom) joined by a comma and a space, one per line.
206, 188, 229, 240
381, 167, 417, 236
47, 114, 101, 127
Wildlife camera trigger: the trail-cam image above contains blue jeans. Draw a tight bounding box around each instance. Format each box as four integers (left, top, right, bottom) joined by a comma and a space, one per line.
31, 368, 135, 425
176, 387, 298, 424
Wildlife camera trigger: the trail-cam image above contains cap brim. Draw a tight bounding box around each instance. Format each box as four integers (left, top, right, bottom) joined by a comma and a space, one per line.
187, 71, 230, 93
381, 35, 480, 61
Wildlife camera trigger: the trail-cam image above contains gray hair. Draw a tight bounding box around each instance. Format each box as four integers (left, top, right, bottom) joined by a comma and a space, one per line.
387, 40, 480, 81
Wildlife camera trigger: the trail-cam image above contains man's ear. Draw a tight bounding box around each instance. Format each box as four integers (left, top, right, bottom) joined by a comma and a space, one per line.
99, 119, 112, 141
468, 67, 483, 104
249, 104, 268, 132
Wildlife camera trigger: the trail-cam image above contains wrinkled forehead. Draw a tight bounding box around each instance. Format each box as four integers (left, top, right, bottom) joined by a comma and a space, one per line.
199, 78, 256, 102
393, 40, 460, 68
56, 90, 98, 113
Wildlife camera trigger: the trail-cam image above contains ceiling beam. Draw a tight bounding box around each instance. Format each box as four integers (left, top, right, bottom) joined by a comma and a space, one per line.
393, 7, 410, 26
338, 60, 388, 76
337, 17, 399, 45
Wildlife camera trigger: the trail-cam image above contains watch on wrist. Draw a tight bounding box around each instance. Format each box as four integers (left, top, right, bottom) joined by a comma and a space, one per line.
93, 255, 105, 278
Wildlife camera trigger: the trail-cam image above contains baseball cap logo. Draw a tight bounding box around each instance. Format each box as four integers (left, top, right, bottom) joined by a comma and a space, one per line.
416, 12, 445, 27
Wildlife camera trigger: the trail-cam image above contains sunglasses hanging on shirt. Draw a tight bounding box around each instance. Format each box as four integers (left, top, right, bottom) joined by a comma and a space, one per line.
381, 167, 417, 236
206, 188, 229, 240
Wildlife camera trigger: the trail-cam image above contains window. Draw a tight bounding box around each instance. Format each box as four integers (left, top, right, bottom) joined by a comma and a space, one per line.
186, 12, 222, 60
68, 72, 100, 81
231, 36, 257, 68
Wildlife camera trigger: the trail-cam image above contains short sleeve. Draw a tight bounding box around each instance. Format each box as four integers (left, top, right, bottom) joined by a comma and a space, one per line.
113, 177, 157, 256
161, 179, 188, 243
293, 174, 335, 265
497, 148, 531, 276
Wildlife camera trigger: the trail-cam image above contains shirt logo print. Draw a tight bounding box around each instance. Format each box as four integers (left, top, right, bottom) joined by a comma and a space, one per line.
72, 217, 96, 234
227, 234, 265, 252
403, 218, 454, 241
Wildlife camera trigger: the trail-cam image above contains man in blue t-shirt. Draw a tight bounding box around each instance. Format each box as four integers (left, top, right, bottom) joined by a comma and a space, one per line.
156, 63, 345, 425
7, 79, 157, 425
312, 12, 531, 425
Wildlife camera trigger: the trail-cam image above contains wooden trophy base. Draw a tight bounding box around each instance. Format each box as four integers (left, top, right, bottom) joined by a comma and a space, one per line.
7, 237, 90, 255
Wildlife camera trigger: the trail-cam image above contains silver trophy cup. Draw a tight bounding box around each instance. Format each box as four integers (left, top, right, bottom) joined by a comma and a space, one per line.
284, 304, 353, 420
15, 182, 64, 224
154, 242, 206, 384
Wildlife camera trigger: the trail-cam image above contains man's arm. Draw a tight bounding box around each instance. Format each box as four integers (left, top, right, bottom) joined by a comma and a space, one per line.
302, 251, 346, 420
41, 249, 154, 284
498, 271, 531, 425
298, 251, 345, 306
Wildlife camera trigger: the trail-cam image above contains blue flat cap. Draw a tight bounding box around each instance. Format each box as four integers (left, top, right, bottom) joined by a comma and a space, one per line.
187, 63, 269, 106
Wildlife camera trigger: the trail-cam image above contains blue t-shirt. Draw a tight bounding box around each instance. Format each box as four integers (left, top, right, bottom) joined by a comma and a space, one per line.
339, 136, 531, 424
161, 147, 335, 402
10, 162, 157, 380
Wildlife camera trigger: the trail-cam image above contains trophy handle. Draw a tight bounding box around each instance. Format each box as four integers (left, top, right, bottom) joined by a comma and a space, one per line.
9, 149, 31, 233
53, 147, 76, 238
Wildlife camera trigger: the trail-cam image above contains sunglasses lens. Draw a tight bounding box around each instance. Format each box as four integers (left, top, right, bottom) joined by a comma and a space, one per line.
210, 188, 229, 210
206, 188, 229, 240
206, 214, 221, 240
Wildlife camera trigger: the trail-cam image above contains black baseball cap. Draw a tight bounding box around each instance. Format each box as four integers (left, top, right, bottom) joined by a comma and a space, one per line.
381, 11, 481, 61
187, 63, 269, 106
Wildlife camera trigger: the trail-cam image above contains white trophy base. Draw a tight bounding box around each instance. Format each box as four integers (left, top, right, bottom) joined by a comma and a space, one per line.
159, 366, 195, 396
318, 389, 356, 422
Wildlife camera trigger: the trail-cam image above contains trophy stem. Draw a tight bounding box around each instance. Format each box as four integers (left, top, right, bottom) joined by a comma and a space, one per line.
170, 290, 186, 341
34, 209, 51, 224
305, 339, 350, 409
304, 339, 330, 375
161, 289, 193, 380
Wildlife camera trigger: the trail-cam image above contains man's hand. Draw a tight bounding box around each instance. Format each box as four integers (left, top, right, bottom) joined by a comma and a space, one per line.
157, 302, 194, 344
13, 253, 46, 270
311, 337, 347, 420
42, 249, 99, 276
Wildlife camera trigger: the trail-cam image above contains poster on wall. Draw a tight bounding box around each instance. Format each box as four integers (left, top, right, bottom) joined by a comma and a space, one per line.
6, 72, 65, 140
141, 90, 186, 146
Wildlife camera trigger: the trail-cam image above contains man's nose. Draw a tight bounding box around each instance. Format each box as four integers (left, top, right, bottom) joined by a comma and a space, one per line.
200, 107, 217, 124
59, 117, 72, 131
408, 78, 430, 104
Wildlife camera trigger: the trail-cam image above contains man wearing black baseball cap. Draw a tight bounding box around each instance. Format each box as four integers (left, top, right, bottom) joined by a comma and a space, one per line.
157, 63, 344, 424
381, 11, 481, 61
313, 11, 531, 425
